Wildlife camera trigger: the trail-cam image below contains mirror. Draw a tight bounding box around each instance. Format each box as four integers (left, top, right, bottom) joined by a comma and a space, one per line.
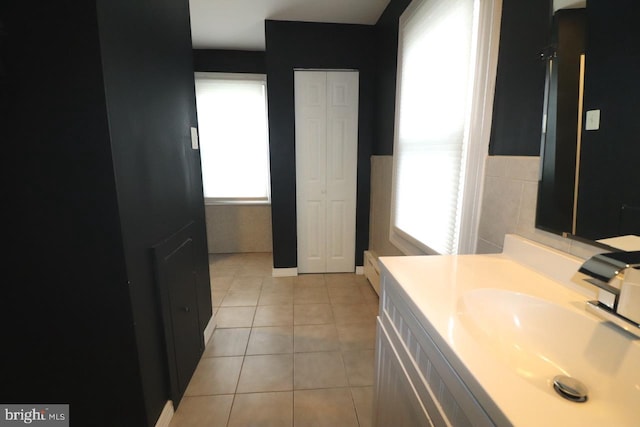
536, 0, 640, 249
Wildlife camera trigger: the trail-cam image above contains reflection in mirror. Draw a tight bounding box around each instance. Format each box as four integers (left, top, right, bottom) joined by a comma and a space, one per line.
536, 0, 640, 248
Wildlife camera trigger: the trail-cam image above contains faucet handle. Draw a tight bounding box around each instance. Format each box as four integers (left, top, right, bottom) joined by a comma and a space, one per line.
578, 250, 640, 283
578, 251, 640, 309
617, 267, 640, 325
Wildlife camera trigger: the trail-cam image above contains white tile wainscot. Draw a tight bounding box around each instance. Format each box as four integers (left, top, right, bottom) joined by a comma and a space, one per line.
373, 234, 640, 427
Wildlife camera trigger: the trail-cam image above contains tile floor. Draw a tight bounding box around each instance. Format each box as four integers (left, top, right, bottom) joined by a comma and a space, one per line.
169, 252, 380, 427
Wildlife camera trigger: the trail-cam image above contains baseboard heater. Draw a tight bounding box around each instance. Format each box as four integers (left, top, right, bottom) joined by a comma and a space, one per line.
363, 250, 380, 296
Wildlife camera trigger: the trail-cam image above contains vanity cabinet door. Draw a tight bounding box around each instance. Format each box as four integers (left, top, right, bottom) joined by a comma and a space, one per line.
374, 320, 434, 427
375, 267, 501, 427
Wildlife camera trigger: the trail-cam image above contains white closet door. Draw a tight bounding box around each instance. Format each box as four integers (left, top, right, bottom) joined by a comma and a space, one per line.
295, 71, 328, 273
295, 70, 359, 273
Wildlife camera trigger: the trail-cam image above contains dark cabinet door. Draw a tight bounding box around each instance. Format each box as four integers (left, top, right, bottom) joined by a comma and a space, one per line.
153, 222, 204, 406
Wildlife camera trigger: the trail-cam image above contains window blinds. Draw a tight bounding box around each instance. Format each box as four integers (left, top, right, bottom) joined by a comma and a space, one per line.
392, 0, 478, 255
194, 73, 271, 202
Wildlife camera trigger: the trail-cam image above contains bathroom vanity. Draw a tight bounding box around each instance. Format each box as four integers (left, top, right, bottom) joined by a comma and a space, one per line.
373, 235, 640, 426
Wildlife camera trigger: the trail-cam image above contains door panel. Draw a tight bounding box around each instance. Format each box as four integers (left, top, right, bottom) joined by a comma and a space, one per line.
152, 222, 203, 407
295, 70, 358, 273
307, 200, 324, 260
295, 72, 327, 273
329, 200, 346, 257
306, 119, 324, 183
326, 71, 358, 272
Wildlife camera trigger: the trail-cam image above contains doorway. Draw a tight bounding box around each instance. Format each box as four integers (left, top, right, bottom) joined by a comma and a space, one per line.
294, 70, 359, 273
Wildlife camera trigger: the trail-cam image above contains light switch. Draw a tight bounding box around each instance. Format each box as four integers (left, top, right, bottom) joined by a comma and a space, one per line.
585, 109, 600, 131
190, 127, 199, 149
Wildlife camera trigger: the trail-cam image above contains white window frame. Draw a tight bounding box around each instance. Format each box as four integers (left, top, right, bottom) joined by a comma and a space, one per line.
194, 72, 271, 206
389, 0, 502, 255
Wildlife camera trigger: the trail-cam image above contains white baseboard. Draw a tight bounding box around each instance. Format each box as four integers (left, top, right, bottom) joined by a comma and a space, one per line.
155, 400, 174, 427
272, 267, 298, 277
355, 266, 364, 275
203, 314, 216, 344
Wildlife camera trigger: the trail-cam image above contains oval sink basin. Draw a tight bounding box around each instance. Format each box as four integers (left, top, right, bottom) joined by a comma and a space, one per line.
457, 288, 640, 425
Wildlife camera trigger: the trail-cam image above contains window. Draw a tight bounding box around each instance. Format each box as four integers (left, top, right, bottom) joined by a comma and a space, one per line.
390, 0, 501, 255
194, 73, 271, 204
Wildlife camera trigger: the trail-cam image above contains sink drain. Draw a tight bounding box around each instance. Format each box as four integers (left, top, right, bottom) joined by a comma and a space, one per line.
552, 375, 588, 402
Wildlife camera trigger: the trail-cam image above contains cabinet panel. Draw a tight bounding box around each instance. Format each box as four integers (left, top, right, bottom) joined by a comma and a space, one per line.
153, 222, 204, 407
375, 271, 501, 427
375, 321, 434, 427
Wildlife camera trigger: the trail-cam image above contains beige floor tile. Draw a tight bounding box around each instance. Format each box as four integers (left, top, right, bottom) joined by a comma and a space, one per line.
331, 303, 377, 324
327, 284, 363, 296
169, 395, 233, 427
336, 322, 376, 351
368, 301, 380, 313
254, 305, 294, 326
209, 253, 246, 266
294, 352, 348, 389
184, 356, 243, 396
293, 303, 334, 325
237, 268, 271, 278
246, 326, 294, 355
293, 287, 329, 304
328, 286, 365, 305
209, 265, 240, 277
262, 276, 295, 291
359, 282, 378, 296
259, 290, 294, 306
359, 284, 380, 304
353, 275, 370, 287
210, 276, 234, 291
227, 391, 293, 427
229, 276, 263, 291
237, 263, 272, 277
211, 290, 227, 308
294, 324, 341, 352
220, 290, 260, 307
324, 273, 359, 287
351, 386, 374, 427
294, 388, 358, 427
239, 252, 272, 263
215, 307, 256, 328
342, 349, 375, 386
203, 328, 250, 357
236, 354, 293, 393
295, 274, 326, 287
187, 253, 379, 426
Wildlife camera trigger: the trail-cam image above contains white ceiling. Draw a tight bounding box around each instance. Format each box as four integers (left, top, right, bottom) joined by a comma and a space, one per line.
189, 0, 391, 50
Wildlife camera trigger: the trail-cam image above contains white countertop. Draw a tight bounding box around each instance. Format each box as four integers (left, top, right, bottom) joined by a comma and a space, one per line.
378, 234, 640, 427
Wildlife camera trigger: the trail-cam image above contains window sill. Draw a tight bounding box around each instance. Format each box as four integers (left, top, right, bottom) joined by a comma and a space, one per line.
205, 199, 271, 206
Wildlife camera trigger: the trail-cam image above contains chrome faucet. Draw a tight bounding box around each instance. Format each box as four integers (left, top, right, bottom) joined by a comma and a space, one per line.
578, 251, 640, 337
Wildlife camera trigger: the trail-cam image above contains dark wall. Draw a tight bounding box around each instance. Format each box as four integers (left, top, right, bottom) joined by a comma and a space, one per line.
576, 0, 640, 238
1, 1, 146, 425
97, 0, 211, 422
193, 49, 266, 73
265, 20, 377, 269
373, 0, 411, 155
1, 0, 209, 425
489, 0, 551, 155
